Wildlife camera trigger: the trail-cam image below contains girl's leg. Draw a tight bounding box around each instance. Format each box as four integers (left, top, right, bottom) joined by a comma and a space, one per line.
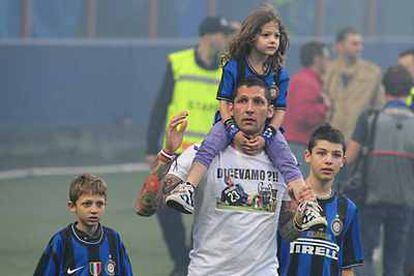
165, 122, 230, 214
265, 131, 303, 184
187, 121, 231, 185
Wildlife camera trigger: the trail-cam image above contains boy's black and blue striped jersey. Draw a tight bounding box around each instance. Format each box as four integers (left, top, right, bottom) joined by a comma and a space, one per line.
34, 223, 133, 276
278, 193, 363, 276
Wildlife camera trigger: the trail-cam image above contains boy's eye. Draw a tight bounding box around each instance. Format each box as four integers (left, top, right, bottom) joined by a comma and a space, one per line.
82, 202, 93, 207
96, 202, 105, 208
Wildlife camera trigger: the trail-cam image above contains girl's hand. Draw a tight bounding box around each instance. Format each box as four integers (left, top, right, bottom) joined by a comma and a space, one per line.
243, 136, 265, 155
233, 131, 250, 152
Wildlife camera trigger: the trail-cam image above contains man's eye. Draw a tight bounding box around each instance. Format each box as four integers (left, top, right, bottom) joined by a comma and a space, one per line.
254, 99, 265, 105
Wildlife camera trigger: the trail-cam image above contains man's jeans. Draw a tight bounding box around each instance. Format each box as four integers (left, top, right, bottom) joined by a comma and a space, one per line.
357, 204, 412, 276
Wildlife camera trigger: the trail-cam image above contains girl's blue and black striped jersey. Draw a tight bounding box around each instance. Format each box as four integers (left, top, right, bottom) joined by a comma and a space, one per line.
216, 58, 290, 109
34, 223, 133, 276
278, 193, 363, 276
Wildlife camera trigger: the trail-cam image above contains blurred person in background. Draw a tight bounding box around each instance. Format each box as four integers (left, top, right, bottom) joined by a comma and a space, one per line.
398, 48, 414, 110
145, 16, 235, 276
325, 27, 385, 142
283, 41, 331, 175
398, 48, 414, 274
346, 65, 414, 276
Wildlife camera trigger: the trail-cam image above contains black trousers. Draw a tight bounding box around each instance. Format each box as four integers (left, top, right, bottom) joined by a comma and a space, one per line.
156, 204, 190, 275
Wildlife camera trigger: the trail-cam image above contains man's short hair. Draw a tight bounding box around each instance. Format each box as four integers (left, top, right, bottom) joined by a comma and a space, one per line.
235, 77, 272, 103
399, 48, 414, 58
336, 27, 360, 43
308, 124, 346, 153
300, 41, 328, 67
382, 65, 414, 97
69, 173, 107, 203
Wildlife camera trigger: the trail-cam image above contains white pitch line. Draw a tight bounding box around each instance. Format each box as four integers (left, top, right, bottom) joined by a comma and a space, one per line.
0, 163, 150, 180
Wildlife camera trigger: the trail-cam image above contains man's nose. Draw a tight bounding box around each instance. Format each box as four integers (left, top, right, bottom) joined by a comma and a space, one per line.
246, 101, 254, 112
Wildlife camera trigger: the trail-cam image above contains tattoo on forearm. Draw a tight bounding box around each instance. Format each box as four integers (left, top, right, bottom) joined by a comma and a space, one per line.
279, 201, 301, 241
135, 155, 175, 216
152, 155, 174, 180
162, 175, 183, 195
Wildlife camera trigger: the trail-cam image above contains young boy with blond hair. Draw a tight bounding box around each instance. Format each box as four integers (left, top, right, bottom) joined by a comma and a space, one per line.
34, 173, 133, 276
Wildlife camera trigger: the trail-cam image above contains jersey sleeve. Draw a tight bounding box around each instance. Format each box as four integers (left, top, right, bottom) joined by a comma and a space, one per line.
168, 145, 198, 180
216, 61, 237, 102
116, 233, 134, 276
340, 207, 364, 269
273, 68, 290, 109
33, 234, 63, 276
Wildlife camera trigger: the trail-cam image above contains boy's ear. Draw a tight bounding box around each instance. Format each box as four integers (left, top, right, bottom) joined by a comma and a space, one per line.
67, 201, 76, 212
304, 149, 311, 164
341, 155, 347, 168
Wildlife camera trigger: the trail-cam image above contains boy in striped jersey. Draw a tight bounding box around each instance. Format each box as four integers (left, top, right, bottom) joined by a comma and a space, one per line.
34, 174, 133, 276
278, 125, 363, 275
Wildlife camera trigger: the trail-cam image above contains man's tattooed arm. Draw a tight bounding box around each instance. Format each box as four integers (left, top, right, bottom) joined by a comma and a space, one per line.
278, 200, 301, 241
135, 152, 180, 216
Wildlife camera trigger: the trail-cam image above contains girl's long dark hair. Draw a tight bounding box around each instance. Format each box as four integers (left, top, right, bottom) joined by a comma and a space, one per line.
221, 6, 289, 72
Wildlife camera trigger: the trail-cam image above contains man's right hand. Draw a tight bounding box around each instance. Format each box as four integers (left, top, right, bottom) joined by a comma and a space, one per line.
164, 111, 188, 154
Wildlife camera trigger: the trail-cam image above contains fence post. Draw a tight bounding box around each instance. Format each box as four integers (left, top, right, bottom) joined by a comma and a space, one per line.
315, 0, 325, 37
148, 0, 159, 38
86, 0, 97, 38
20, 0, 32, 38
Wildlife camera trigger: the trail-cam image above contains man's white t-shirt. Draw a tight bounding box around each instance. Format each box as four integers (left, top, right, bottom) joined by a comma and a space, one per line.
169, 145, 289, 276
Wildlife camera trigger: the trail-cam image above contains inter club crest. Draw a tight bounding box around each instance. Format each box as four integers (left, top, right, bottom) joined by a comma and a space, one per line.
269, 82, 279, 100
105, 259, 116, 276
89, 261, 102, 276
331, 216, 343, 236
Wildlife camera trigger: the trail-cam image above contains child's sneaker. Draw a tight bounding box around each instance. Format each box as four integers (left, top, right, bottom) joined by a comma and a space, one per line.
165, 182, 195, 214
294, 201, 327, 231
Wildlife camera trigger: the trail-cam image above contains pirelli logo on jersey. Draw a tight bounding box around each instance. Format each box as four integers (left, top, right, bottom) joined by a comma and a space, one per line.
290, 238, 340, 260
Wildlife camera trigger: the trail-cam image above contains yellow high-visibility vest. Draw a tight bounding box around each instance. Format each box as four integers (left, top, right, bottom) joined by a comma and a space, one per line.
164, 48, 221, 153
406, 87, 414, 108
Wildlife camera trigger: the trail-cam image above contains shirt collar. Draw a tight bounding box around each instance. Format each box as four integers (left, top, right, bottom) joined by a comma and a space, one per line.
71, 222, 103, 244
384, 99, 409, 109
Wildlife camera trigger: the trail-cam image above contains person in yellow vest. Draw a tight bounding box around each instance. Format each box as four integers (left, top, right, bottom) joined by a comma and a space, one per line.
324, 27, 385, 142
145, 16, 235, 276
